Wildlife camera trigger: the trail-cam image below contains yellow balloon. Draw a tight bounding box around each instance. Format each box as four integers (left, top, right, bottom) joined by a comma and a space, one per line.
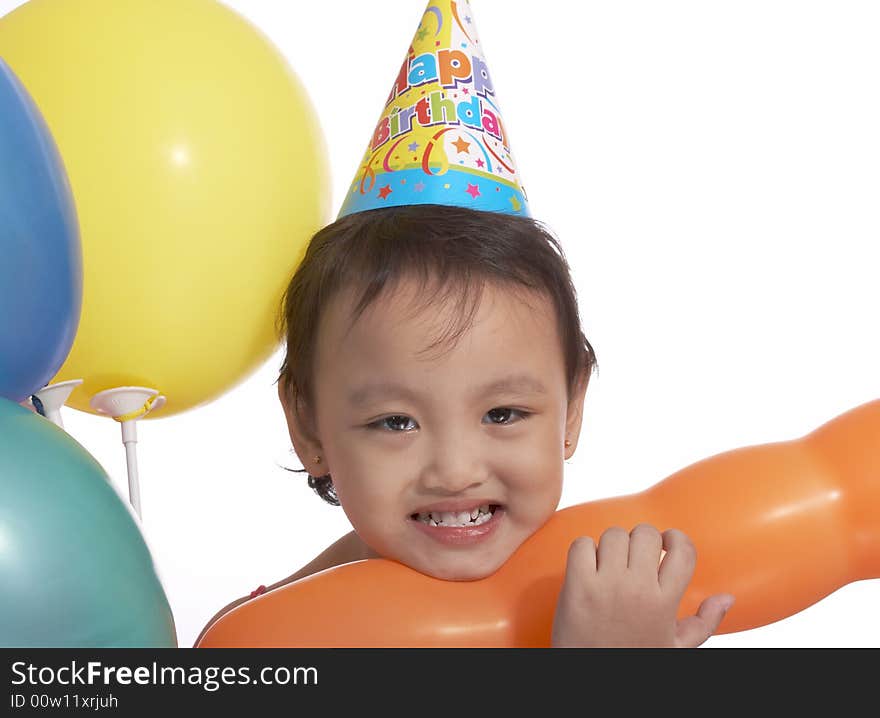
0, 0, 331, 417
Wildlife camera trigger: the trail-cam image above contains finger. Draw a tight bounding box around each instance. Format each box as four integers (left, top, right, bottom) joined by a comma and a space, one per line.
627, 523, 664, 576
657, 528, 697, 599
596, 526, 629, 575
562, 535, 597, 585
675, 594, 736, 648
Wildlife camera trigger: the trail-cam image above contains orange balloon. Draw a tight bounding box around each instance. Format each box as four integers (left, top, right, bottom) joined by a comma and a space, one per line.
198, 399, 880, 647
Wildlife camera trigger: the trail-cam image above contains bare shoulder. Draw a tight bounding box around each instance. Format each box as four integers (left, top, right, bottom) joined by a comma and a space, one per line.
283, 529, 375, 583
192, 531, 372, 647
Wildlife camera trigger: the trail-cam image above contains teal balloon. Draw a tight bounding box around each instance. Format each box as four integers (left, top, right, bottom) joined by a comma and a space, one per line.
0, 398, 176, 647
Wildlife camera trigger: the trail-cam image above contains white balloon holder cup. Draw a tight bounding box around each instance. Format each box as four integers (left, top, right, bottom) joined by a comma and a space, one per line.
90, 386, 166, 520
30, 378, 84, 429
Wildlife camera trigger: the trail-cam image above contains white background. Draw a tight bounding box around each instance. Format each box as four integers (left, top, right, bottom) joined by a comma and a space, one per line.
2, 0, 878, 647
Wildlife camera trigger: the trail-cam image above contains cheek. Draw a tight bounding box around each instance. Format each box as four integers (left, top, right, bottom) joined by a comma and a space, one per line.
332, 433, 410, 472
501, 414, 567, 515
325, 436, 408, 504
493, 426, 564, 494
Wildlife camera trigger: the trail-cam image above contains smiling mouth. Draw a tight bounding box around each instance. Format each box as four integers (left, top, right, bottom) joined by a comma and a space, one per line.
410, 504, 501, 527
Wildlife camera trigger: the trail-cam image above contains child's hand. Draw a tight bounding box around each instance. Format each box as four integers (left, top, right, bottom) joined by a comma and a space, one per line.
551, 524, 735, 648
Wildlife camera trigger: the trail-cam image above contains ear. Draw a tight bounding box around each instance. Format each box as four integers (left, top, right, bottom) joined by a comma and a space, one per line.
563, 369, 590, 460
277, 377, 326, 474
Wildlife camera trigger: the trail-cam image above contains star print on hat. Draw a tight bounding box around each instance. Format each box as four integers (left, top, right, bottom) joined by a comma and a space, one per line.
338, 0, 529, 219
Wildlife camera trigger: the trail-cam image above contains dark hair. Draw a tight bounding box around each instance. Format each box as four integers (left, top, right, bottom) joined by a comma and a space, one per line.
276, 204, 597, 505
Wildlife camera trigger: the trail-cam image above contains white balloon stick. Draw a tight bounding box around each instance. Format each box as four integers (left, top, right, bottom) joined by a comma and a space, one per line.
90, 386, 166, 520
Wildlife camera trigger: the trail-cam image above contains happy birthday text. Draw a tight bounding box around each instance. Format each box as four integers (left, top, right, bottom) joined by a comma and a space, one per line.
370, 50, 508, 152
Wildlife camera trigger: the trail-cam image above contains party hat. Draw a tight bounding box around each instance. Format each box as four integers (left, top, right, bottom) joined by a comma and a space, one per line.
338, 0, 529, 218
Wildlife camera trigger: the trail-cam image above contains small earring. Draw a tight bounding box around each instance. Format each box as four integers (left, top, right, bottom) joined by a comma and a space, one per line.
313, 455, 322, 465
564, 439, 571, 448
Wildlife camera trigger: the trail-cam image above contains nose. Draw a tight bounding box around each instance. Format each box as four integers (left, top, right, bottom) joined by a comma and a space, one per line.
418, 429, 488, 494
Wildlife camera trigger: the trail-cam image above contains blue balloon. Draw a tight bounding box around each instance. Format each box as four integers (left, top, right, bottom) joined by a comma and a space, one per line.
0, 57, 81, 403
0, 397, 177, 647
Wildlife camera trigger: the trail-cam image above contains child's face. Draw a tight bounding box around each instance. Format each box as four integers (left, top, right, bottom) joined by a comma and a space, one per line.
281, 277, 587, 581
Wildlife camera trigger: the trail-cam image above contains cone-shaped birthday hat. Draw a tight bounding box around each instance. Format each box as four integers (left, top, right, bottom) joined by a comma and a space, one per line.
338, 0, 529, 218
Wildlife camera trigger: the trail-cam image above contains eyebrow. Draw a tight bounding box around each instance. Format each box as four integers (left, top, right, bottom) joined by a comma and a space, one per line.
347, 374, 548, 407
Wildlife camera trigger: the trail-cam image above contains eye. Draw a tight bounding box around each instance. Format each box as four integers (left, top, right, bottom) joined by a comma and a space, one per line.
370, 415, 419, 432
483, 407, 528, 425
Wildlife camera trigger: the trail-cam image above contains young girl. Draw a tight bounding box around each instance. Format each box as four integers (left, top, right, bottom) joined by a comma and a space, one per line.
195, 204, 735, 647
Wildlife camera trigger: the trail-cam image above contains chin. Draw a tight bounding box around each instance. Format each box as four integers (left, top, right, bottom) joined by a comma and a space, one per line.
418, 557, 505, 582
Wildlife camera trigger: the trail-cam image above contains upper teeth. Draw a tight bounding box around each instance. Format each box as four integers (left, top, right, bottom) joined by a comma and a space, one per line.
416, 504, 494, 527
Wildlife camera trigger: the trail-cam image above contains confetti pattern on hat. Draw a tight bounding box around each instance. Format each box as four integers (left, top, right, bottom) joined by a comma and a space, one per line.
338, 0, 529, 219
